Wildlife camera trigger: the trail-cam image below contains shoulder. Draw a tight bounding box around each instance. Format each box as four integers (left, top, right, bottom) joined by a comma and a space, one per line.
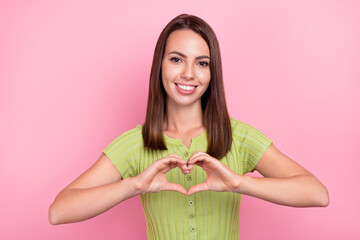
102, 124, 144, 178
229, 117, 273, 173
230, 117, 263, 135
103, 124, 144, 153
229, 117, 272, 143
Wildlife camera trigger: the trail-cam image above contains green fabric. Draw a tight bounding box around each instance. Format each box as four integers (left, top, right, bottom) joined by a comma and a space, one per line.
103, 117, 272, 240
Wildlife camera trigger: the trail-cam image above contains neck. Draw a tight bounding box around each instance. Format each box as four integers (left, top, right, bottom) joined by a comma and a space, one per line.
164, 99, 204, 133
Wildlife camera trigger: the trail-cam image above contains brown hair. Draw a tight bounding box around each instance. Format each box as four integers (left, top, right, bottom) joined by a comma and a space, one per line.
142, 14, 232, 160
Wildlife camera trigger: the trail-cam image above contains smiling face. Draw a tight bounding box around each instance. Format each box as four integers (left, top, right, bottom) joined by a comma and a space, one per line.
161, 29, 211, 108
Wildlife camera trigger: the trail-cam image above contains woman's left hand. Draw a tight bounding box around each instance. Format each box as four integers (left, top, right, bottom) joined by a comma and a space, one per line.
186, 151, 241, 195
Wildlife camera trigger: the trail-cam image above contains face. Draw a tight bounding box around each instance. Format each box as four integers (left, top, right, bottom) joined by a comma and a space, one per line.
161, 29, 211, 108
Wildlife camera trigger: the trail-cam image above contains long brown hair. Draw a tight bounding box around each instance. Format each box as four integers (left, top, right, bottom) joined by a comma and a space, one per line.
142, 14, 232, 160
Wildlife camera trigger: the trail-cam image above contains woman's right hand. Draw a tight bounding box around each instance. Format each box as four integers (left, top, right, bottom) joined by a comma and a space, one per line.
49, 153, 188, 225
134, 154, 189, 195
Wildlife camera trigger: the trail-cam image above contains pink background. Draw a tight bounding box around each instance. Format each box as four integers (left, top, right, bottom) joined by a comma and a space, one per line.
1, 0, 359, 239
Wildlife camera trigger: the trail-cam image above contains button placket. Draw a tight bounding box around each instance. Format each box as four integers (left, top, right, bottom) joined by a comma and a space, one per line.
187, 197, 197, 238
184, 146, 198, 238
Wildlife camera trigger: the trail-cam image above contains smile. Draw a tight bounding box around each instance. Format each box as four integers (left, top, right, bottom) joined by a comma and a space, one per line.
175, 83, 196, 90
174, 83, 197, 95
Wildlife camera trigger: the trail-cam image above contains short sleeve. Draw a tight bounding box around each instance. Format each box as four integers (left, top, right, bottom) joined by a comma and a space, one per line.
102, 125, 143, 179
231, 118, 273, 174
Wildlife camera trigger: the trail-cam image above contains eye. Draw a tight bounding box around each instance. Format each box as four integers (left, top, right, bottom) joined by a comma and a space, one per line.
170, 57, 182, 63
197, 61, 209, 67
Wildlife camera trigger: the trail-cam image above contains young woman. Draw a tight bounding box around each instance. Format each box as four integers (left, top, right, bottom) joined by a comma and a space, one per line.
49, 14, 329, 239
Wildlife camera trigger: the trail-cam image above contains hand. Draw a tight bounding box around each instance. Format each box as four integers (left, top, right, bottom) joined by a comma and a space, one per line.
186, 151, 241, 196
134, 154, 189, 195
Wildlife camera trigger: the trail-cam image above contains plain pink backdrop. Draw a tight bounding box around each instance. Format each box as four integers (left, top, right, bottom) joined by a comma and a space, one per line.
1, 0, 359, 239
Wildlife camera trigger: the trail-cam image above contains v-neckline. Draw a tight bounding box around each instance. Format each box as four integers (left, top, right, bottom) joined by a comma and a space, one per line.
163, 130, 207, 150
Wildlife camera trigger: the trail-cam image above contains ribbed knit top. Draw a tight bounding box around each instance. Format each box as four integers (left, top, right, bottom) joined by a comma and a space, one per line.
103, 117, 272, 240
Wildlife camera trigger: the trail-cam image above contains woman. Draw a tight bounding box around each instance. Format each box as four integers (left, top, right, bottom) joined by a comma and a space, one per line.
49, 14, 329, 239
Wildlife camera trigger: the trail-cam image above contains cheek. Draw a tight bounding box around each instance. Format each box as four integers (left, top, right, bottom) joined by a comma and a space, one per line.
199, 70, 211, 85
161, 64, 170, 85
161, 63, 173, 81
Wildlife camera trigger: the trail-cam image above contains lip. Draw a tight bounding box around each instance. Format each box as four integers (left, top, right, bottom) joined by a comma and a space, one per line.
175, 83, 198, 87
175, 83, 197, 95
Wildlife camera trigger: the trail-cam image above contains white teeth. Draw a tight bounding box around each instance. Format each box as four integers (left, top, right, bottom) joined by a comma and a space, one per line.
177, 84, 195, 90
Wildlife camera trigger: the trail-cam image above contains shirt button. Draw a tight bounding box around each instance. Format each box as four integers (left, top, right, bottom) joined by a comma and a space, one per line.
190, 227, 196, 232
188, 200, 194, 206
187, 175, 192, 181
189, 213, 196, 219
184, 151, 189, 157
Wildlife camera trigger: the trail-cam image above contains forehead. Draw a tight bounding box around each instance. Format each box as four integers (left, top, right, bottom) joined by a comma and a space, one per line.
165, 29, 210, 56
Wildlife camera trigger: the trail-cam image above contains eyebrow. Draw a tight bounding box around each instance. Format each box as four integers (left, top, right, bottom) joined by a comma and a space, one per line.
168, 51, 210, 60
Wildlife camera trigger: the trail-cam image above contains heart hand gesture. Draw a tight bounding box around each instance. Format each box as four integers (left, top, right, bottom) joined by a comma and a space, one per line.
134, 154, 189, 195
186, 151, 241, 196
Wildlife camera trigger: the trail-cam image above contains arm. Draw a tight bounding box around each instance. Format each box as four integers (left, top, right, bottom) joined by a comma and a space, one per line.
239, 144, 329, 207
49, 153, 189, 225
48, 153, 137, 225
186, 145, 329, 207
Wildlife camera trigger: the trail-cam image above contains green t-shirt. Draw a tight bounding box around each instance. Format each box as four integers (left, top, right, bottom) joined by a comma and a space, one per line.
103, 117, 272, 240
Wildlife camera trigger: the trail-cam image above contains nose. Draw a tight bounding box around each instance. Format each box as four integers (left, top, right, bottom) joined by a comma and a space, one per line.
181, 62, 195, 80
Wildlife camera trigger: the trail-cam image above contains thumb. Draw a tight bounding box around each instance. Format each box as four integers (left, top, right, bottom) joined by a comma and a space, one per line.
164, 183, 187, 195
187, 183, 209, 196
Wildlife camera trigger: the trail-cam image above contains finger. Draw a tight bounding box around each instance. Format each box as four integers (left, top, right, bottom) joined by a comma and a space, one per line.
187, 153, 209, 169
193, 161, 204, 168
162, 155, 187, 165
157, 155, 190, 174
164, 183, 187, 195
157, 156, 186, 169
188, 151, 205, 161
187, 151, 203, 172
171, 159, 190, 174
168, 153, 186, 161
179, 165, 190, 175
168, 155, 190, 173
168, 163, 178, 170
188, 152, 209, 164
188, 154, 220, 174
187, 183, 209, 196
